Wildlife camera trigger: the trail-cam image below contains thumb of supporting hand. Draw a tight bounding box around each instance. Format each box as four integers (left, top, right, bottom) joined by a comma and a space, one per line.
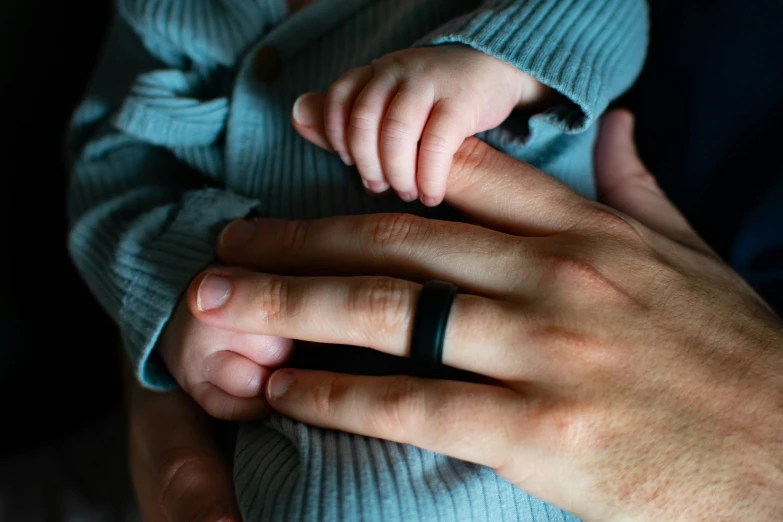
595, 110, 711, 254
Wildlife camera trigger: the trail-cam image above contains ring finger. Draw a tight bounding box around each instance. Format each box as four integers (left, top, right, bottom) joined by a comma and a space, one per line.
188, 270, 556, 381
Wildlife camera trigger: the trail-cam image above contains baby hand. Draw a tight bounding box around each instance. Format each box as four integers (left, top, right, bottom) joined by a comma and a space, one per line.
158, 287, 293, 420
303, 45, 552, 206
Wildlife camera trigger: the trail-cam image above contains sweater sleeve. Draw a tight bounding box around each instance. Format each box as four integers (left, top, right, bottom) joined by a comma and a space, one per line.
418, 0, 649, 130
66, 8, 276, 390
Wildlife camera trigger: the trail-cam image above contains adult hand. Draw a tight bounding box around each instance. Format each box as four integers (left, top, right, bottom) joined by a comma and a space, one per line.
198, 108, 783, 521
126, 362, 242, 522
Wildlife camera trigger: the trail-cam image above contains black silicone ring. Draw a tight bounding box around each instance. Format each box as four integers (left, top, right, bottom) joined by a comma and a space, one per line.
409, 280, 458, 371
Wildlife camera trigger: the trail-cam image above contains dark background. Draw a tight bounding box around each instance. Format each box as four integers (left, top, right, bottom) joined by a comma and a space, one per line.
1, 1, 114, 452
1, 0, 782, 465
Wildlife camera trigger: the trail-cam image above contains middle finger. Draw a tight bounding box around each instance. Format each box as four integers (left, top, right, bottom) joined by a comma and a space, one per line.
188, 269, 554, 381
217, 214, 544, 299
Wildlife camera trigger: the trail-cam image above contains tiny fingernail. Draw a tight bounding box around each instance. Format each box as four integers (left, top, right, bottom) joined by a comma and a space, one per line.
421, 195, 439, 207
398, 191, 416, 202
368, 179, 389, 193
292, 93, 316, 126
268, 370, 295, 400
197, 274, 231, 311
219, 219, 255, 250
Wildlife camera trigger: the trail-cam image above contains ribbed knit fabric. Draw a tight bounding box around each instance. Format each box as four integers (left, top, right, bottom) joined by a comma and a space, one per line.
67, 0, 648, 520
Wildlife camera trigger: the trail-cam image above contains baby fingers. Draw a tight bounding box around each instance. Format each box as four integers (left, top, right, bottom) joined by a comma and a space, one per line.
417, 99, 471, 206
380, 83, 434, 202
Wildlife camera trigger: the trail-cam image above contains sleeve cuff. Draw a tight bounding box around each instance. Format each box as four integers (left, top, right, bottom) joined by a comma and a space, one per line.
120, 188, 261, 390
417, 0, 649, 131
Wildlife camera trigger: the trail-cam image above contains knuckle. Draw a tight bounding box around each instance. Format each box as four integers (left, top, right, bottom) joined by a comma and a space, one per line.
578, 206, 646, 247
324, 124, 345, 139
253, 277, 291, 324
369, 56, 400, 76
352, 276, 410, 335
278, 220, 310, 254
542, 249, 632, 306
375, 377, 426, 440
328, 76, 355, 100
216, 400, 239, 421
526, 310, 625, 379
556, 327, 620, 373
157, 448, 205, 506
382, 115, 418, 144
324, 119, 346, 140
364, 213, 424, 258
420, 131, 452, 155
349, 110, 380, 133
419, 135, 457, 170
312, 374, 344, 420
449, 138, 495, 189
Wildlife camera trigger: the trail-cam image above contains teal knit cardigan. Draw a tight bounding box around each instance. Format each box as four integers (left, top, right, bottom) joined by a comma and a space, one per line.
68, 2, 648, 520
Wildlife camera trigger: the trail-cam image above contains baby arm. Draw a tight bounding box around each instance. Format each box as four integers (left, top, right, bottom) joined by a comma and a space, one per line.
68, 13, 291, 419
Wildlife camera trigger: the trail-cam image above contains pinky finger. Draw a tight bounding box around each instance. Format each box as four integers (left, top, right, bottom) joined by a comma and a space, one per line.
192, 381, 271, 421
266, 369, 520, 471
417, 99, 470, 206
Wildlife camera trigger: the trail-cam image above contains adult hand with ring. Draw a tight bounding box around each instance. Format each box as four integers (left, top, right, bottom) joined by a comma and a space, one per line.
193, 109, 783, 521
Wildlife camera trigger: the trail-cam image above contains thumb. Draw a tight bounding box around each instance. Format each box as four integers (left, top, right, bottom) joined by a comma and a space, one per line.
595, 109, 712, 254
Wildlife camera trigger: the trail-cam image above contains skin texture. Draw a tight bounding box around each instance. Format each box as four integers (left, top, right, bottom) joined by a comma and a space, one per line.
201, 108, 783, 521
127, 108, 783, 521
299, 44, 552, 206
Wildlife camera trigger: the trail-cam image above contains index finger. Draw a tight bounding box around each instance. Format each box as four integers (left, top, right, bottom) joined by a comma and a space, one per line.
445, 138, 594, 235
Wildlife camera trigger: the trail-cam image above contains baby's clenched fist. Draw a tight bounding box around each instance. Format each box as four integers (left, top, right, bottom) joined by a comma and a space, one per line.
299, 44, 552, 206
158, 286, 293, 421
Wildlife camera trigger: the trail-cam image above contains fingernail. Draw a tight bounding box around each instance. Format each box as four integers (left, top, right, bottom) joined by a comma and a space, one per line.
398, 191, 417, 202
292, 93, 315, 126
219, 219, 255, 250
421, 195, 439, 207
194, 503, 230, 522
197, 274, 231, 311
367, 179, 389, 193
268, 370, 295, 400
